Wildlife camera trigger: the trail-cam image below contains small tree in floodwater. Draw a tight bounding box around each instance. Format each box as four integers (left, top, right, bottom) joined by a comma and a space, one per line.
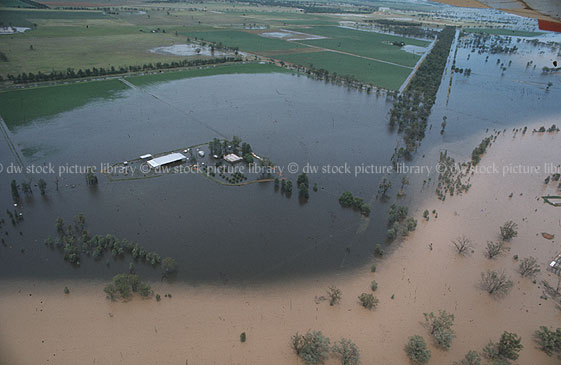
500, 220, 518, 241
483, 331, 523, 363
358, 293, 378, 310
453, 350, 481, 365
451, 235, 473, 255
38, 178, 47, 195
534, 326, 561, 356
332, 338, 360, 365
519, 256, 540, 277
10, 180, 19, 202
405, 335, 431, 364
162, 257, 177, 277
327, 286, 342, 306
21, 182, 33, 197
85, 168, 98, 185
480, 270, 513, 296
291, 330, 331, 365
485, 241, 506, 259
424, 310, 456, 349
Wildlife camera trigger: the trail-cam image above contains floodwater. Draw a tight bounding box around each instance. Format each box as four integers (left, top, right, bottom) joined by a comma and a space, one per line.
0, 73, 399, 284
149, 44, 234, 57
0, 32, 560, 285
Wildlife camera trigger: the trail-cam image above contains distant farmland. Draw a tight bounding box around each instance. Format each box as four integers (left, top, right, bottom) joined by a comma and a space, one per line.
185, 26, 430, 90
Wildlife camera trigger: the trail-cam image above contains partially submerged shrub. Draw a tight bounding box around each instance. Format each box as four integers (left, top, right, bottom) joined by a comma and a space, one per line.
500, 220, 518, 241
291, 330, 331, 365
424, 310, 455, 350
358, 293, 379, 310
405, 335, 431, 364
332, 338, 360, 365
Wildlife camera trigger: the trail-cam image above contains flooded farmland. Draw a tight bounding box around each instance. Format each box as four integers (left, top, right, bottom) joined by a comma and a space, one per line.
1, 32, 560, 286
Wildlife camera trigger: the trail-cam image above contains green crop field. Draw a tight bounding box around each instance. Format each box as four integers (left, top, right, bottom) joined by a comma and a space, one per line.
0, 9, 107, 27
291, 26, 429, 67
463, 28, 543, 37
127, 62, 290, 87
0, 79, 128, 128
274, 51, 411, 90
183, 30, 306, 52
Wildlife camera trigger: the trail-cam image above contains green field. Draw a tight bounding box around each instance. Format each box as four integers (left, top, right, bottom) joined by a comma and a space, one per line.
0, 6, 429, 89
274, 51, 411, 90
0, 9, 107, 27
0, 79, 128, 128
127, 62, 290, 86
463, 28, 543, 37
183, 30, 306, 52
291, 26, 429, 67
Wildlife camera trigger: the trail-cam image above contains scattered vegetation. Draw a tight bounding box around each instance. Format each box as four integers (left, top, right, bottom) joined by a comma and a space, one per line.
45, 215, 169, 270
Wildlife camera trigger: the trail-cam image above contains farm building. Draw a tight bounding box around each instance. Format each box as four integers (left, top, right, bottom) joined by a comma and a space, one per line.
147, 153, 187, 168
224, 153, 243, 163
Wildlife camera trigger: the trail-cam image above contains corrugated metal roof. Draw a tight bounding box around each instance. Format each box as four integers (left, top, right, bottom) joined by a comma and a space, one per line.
147, 153, 186, 168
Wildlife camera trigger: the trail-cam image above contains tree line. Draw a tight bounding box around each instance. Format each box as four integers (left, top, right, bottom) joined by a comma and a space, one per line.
389, 26, 456, 162
3, 56, 242, 84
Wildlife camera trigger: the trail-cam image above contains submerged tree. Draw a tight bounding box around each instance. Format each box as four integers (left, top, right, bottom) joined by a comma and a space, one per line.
327, 286, 342, 306
451, 235, 473, 255
38, 178, 47, 195
85, 168, 98, 185
480, 270, 513, 296
10, 180, 19, 202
